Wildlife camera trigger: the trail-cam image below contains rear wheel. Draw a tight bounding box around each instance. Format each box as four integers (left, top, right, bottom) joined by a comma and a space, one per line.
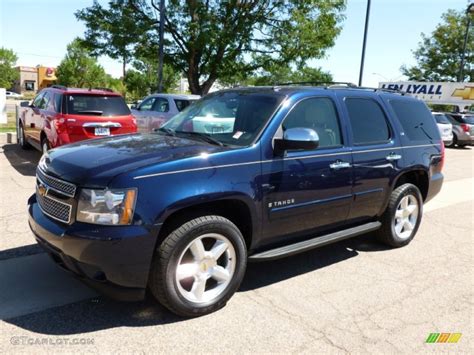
41, 137, 50, 155
18, 124, 30, 149
376, 183, 423, 247
149, 215, 247, 317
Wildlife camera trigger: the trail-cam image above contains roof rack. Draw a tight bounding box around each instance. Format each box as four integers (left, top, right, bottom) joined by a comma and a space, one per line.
51, 84, 67, 90
274, 82, 406, 95
90, 87, 114, 92
276, 81, 358, 88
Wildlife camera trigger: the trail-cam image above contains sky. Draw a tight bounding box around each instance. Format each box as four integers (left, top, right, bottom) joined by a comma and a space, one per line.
0, 0, 470, 88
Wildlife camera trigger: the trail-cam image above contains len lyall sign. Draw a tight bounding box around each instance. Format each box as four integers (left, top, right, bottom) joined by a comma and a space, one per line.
379, 81, 474, 109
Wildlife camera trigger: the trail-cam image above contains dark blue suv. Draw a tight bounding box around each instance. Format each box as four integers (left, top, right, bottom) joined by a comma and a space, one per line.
28, 85, 444, 316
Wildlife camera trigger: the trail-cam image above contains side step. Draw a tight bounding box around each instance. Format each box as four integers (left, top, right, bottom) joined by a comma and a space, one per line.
249, 221, 381, 261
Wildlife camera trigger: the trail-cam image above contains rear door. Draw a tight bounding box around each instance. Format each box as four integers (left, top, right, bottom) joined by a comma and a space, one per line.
134, 96, 157, 132
339, 94, 402, 222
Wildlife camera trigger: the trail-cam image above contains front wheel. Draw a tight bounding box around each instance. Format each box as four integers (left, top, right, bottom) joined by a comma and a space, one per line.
149, 215, 247, 317
18, 124, 30, 149
376, 183, 423, 247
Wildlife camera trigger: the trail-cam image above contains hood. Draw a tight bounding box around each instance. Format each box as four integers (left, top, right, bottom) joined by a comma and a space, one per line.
41, 133, 227, 186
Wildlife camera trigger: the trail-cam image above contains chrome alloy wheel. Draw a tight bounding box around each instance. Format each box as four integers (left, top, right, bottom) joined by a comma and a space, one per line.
19, 125, 24, 146
175, 233, 236, 304
393, 195, 419, 240
42, 141, 49, 155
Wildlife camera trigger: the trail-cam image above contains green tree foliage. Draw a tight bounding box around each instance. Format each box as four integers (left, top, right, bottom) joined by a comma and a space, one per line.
56, 39, 110, 88
78, 0, 346, 95
75, 0, 155, 79
0, 47, 19, 89
244, 64, 333, 86
401, 9, 473, 82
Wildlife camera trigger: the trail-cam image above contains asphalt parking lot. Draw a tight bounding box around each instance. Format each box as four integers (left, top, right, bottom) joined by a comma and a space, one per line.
0, 143, 472, 353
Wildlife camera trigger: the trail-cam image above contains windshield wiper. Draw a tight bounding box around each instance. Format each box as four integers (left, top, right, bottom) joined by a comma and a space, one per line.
76, 110, 103, 115
155, 127, 176, 136
176, 131, 225, 147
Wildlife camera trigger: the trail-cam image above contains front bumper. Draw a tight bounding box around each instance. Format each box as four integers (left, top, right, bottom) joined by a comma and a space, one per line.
28, 194, 159, 301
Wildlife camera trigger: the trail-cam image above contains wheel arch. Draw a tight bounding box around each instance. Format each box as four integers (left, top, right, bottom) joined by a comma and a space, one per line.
392, 168, 429, 201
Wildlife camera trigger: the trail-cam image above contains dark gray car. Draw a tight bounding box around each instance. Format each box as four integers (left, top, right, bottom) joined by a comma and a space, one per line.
131, 94, 200, 132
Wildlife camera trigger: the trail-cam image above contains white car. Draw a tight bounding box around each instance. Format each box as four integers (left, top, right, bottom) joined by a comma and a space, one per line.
432, 112, 453, 146
6, 91, 22, 98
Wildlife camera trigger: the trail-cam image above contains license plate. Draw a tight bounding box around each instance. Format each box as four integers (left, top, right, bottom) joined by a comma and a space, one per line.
95, 127, 110, 136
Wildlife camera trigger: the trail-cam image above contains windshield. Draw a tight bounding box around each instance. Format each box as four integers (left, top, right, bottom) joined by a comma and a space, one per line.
433, 114, 450, 124
66, 95, 130, 116
162, 91, 284, 146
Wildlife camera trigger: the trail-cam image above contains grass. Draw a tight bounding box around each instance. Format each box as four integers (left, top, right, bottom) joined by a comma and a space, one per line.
0, 112, 16, 133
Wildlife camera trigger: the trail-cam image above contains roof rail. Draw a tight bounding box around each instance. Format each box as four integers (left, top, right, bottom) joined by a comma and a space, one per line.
90, 87, 114, 92
276, 81, 358, 88
51, 85, 67, 90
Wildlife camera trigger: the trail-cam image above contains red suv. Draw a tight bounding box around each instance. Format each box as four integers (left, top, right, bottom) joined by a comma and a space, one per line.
18, 86, 137, 153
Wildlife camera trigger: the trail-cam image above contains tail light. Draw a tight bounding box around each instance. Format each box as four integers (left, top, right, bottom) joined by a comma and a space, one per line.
439, 140, 445, 171
461, 124, 470, 132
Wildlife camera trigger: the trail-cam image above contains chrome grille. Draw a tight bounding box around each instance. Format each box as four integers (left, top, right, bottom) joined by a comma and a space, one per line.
37, 168, 76, 197
36, 188, 72, 224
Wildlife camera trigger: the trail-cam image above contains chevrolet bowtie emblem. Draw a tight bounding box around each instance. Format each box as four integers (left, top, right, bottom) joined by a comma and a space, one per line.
37, 183, 47, 197
452, 86, 474, 100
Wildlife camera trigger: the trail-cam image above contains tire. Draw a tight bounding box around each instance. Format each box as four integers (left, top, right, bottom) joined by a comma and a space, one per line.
41, 137, 50, 155
149, 215, 247, 317
458, 144, 467, 148
18, 123, 31, 149
375, 183, 423, 248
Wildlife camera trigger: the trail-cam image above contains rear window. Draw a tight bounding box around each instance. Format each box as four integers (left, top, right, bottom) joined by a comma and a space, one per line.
174, 99, 196, 112
388, 99, 440, 141
462, 115, 474, 124
433, 114, 450, 124
66, 95, 130, 116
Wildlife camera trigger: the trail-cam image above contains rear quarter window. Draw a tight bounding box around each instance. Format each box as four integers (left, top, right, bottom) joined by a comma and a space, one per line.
388, 99, 440, 142
66, 95, 131, 116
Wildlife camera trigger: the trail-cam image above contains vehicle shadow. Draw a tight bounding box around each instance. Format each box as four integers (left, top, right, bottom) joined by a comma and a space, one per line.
1, 144, 41, 176
3, 233, 386, 334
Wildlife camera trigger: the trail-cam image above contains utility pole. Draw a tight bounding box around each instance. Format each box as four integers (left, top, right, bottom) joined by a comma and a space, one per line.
152, 0, 165, 92
458, 3, 474, 82
358, 0, 371, 87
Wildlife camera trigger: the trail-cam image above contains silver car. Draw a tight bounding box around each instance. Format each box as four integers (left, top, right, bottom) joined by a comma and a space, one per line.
432, 112, 453, 146
444, 112, 474, 147
131, 94, 200, 132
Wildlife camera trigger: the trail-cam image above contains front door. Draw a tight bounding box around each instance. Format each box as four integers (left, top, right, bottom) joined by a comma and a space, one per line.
260, 96, 353, 246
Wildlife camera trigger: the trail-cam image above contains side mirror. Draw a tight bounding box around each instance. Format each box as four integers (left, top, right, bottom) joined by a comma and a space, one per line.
130, 104, 137, 110
20, 101, 31, 108
274, 127, 319, 155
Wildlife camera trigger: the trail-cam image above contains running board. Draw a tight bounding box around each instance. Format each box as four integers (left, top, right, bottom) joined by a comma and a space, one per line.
249, 221, 381, 261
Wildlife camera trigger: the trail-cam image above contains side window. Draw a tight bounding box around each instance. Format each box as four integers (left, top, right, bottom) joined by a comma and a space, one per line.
39, 92, 52, 110
138, 97, 156, 111
345, 98, 390, 145
32, 92, 44, 108
53, 94, 62, 113
282, 97, 343, 149
388, 99, 440, 142
153, 98, 170, 113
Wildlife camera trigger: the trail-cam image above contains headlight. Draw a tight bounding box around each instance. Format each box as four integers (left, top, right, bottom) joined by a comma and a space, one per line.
77, 188, 137, 225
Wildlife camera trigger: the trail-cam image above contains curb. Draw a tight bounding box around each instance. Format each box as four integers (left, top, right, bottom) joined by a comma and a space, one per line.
0, 132, 17, 144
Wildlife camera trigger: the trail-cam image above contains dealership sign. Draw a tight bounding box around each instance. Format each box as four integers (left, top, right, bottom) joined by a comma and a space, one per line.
379, 81, 474, 108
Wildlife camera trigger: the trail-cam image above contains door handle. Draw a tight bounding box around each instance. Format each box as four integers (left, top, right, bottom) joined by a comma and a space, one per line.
386, 153, 402, 161
329, 160, 352, 170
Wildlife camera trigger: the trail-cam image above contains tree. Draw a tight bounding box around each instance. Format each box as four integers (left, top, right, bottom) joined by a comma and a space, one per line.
0, 47, 19, 89
125, 62, 179, 100
401, 9, 473, 82
75, 0, 154, 80
243, 64, 332, 86
56, 39, 110, 88
78, 0, 345, 95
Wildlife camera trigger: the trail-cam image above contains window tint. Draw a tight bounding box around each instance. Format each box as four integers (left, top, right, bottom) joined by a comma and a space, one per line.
345, 98, 390, 144
283, 97, 342, 148
66, 95, 130, 116
433, 114, 450, 124
153, 98, 169, 112
53, 94, 62, 113
138, 97, 156, 111
175, 99, 195, 112
389, 99, 439, 141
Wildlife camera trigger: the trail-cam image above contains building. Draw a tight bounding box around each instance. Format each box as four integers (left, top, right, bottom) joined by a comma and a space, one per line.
11, 65, 57, 94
